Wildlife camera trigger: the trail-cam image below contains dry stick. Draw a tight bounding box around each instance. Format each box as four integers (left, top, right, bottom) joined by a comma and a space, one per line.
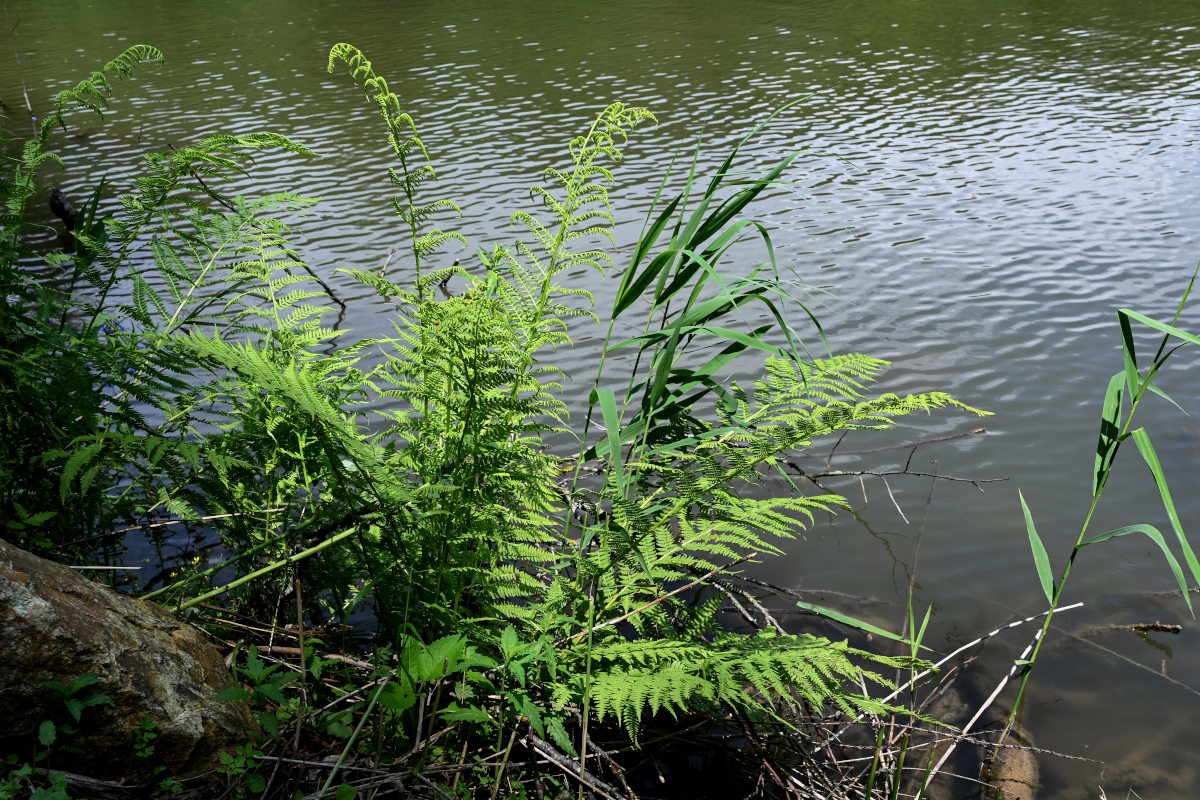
820, 602, 1086, 751
715, 585, 758, 627
1078, 620, 1182, 635
732, 574, 873, 603
705, 572, 785, 634
3, 4, 34, 135
293, 565, 307, 753
410, 774, 455, 800
525, 733, 629, 800
924, 626, 1045, 786
567, 710, 639, 800
799, 467, 1006, 491
254, 755, 378, 773
882, 462, 940, 788
732, 706, 796, 799
488, 727, 520, 800
939, 579, 1200, 699
449, 739, 471, 797
109, 508, 287, 535
1061, 626, 1200, 700
314, 677, 390, 800
380, 247, 398, 273
905, 462, 937, 626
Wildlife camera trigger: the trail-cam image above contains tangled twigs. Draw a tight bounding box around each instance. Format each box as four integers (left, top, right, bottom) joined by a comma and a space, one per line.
524, 734, 629, 800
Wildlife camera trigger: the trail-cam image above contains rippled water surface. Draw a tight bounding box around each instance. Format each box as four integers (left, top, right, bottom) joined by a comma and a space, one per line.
6, 1, 1200, 793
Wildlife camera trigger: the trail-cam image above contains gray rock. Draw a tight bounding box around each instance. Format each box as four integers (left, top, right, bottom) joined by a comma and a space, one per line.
0, 538, 255, 783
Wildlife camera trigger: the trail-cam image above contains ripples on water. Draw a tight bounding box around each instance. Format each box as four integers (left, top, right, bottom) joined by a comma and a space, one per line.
5, 0, 1200, 791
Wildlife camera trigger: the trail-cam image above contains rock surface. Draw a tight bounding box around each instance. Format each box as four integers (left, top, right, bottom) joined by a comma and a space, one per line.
0, 538, 254, 783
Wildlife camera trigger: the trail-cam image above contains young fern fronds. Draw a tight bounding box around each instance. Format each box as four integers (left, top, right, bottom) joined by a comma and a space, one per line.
515, 102, 655, 324
328, 43, 466, 289
89, 136, 317, 335
5, 45, 163, 249
43, 44, 165, 130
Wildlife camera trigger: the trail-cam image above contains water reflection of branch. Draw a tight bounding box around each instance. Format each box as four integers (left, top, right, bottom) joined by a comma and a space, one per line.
800, 466, 1005, 490
929, 574, 1200, 701
808, 427, 989, 463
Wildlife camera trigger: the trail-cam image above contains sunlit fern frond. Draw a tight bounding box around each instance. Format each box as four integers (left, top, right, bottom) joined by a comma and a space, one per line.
328, 43, 465, 286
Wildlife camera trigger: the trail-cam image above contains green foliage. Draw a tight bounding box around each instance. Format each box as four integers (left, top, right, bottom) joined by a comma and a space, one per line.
1, 44, 989, 797
1003, 266, 1200, 747
42, 673, 114, 731
0, 673, 112, 800
219, 646, 298, 738
327, 43, 466, 287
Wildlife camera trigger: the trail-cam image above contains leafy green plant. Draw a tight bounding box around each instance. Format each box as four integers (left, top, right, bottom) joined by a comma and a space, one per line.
1001, 268, 1200, 736
0, 673, 112, 800
2, 42, 991, 798
217, 645, 298, 738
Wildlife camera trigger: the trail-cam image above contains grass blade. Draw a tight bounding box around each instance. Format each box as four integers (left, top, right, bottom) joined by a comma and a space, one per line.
592, 387, 626, 495
1131, 427, 1200, 588
796, 600, 932, 652
1120, 309, 1200, 349
1094, 371, 1125, 495
1019, 491, 1054, 605
1082, 523, 1193, 616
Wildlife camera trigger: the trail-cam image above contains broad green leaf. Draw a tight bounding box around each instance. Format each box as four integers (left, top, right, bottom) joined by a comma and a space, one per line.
379, 679, 417, 713
1120, 308, 1200, 349
547, 716, 577, 756
212, 687, 251, 703
401, 638, 438, 683
1131, 428, 1200, 589
499, 626, 519, 661
256, 681, 288, 706
1082, 523, 1193, 616
1118, 311, 1139, 402
1019, 491, 1055, 605
616, 216, 680, 316
911, 605, 932, 659
515, 695, 545, 738
593, 388, 625, 495
64, 698, 84, 723
795, 600, 931, 652
439, 703, 492, 724
68, 673, 100, 692
38, 720, 56, 747
508, 659, 527, 688
1142, 377, 1186, 414
427, 635, 467, 675
335, 783, 358, 800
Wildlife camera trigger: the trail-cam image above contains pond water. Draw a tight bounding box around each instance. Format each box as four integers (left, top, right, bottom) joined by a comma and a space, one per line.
6, 0, 1200, 794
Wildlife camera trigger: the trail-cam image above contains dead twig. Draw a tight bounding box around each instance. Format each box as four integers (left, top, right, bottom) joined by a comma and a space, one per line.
525, 733, 629, 800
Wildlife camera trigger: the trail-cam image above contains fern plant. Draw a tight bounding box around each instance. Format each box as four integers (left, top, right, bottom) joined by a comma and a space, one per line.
318, 45, 990, 769
0, 45, 164, 550
4, 43, 994, 797
327, 43, 466, 290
